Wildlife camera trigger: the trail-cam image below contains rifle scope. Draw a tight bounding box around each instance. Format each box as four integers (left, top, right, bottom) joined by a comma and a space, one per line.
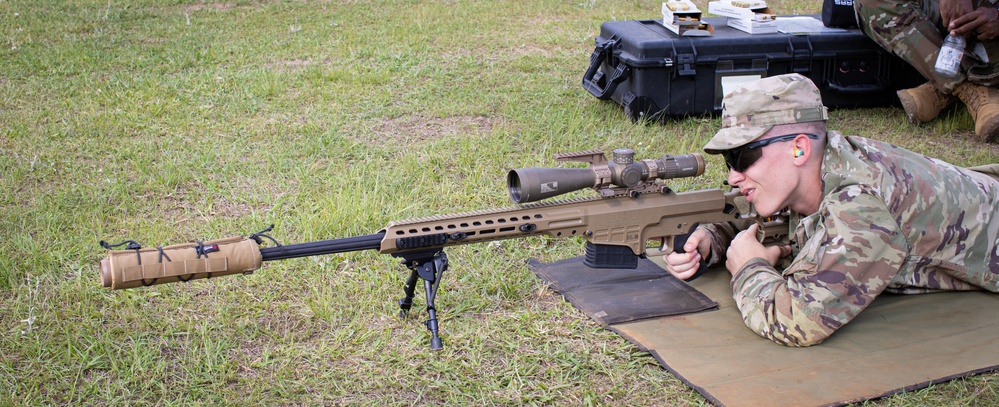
508, 150, 704, 203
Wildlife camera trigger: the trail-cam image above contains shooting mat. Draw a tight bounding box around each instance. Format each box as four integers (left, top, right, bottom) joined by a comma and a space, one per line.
530, 257, 999, 407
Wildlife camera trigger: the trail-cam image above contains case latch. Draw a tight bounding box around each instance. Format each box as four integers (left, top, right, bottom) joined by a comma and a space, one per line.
677, 53, 695, 76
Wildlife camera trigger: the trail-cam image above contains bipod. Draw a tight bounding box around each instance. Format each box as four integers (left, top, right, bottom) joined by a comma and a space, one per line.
395, 250, 448, 350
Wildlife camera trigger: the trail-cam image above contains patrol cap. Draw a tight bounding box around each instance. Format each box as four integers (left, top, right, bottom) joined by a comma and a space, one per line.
703, 74, 828, 154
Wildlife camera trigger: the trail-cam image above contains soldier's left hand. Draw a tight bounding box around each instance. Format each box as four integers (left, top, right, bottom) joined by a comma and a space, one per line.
949, 7, 999, 40
725, 223, 788, 275
941, 0, 975, 29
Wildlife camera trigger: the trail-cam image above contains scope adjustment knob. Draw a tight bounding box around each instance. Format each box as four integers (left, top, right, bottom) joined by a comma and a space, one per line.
612, 148, 636, 165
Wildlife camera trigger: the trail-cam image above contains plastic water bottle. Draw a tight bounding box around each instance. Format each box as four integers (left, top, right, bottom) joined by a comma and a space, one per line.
935, 34, 966, 78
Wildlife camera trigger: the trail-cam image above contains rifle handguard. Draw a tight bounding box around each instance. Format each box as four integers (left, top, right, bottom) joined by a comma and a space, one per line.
99, 236, 263, 290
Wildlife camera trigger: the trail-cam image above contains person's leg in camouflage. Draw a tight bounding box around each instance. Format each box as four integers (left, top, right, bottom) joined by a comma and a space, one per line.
855, 0, 999, 142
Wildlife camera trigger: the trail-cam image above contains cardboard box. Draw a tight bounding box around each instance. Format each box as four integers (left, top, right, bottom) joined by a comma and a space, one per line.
726, 17, 778, 34
662, 0, 701, 25
662, 1, 713, 36
663, 19, 715, 36
708, 1, 777, 21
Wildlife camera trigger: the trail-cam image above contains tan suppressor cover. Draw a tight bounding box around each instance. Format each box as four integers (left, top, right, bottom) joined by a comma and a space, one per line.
99, 236, 262, 289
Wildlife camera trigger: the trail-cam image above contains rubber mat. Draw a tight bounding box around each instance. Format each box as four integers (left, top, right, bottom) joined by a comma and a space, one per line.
531, 257, 999, 407
529, 257, 716, 326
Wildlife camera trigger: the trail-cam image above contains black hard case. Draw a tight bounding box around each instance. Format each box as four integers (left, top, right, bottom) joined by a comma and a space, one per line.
582, 17, 926, 121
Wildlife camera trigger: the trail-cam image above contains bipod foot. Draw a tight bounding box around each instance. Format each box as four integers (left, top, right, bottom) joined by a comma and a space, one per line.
395, 250, 449, 351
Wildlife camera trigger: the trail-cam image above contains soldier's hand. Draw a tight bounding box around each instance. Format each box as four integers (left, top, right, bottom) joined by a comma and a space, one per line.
940, 0, 974, 29
949, 7, 999, 41
663, 228, 711, 280
725, 224, 791, 275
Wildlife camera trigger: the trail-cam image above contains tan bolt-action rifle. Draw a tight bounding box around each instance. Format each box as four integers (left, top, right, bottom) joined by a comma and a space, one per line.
98, 149, 789, 350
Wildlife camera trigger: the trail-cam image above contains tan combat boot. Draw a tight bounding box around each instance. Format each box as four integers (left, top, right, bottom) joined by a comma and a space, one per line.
896, 82, 957, 124
954, 82, 999, 143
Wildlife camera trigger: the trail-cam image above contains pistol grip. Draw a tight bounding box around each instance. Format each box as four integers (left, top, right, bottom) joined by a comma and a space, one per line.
670, 233, 710, 282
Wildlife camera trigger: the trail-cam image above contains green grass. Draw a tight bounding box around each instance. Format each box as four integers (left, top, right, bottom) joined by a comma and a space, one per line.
2, 0, 998, 405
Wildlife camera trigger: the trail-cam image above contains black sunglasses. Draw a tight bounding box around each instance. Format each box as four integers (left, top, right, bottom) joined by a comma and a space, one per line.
722, 133, 820, 173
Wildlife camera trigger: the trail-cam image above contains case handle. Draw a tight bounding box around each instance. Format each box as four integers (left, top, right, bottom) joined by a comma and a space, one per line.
582, 39, 630, 100
826, 82, 885, 94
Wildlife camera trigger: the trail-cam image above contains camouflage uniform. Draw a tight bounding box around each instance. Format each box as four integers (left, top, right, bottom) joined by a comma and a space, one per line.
854, 0, 999, 91
701, 74, 999, 347
727, 132, 999, 346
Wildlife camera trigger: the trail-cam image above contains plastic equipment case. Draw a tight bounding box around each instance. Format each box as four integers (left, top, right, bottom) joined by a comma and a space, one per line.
582, 16, 926, 121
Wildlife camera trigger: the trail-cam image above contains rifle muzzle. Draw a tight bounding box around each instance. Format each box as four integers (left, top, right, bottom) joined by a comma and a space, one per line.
99, 236, 263, 290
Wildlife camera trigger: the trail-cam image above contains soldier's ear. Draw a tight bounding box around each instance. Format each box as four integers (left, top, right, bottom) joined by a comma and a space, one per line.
791, 134, 812, 164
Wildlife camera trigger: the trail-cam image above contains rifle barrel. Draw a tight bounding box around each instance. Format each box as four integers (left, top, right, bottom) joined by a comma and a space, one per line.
259, 232, 385, 261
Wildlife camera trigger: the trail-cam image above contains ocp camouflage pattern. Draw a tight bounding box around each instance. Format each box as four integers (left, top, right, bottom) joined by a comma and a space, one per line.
854, 0, 999, 90
710, 131, 999, 346
705, 74, 828, 153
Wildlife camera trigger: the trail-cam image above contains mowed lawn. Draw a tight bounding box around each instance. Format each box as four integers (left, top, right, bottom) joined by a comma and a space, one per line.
1, 0, 997, 405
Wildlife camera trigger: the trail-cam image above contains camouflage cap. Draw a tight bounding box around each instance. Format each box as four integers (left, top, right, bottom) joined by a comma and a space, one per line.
704, 74, 828, 154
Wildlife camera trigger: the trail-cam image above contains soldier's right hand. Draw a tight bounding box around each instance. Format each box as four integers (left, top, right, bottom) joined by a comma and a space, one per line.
664, 228, 711, 280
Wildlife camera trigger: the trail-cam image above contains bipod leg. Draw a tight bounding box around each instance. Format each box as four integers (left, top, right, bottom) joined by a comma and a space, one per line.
395, 250, 449, 351
398, 269, 419, 318
423, 278, 443, 350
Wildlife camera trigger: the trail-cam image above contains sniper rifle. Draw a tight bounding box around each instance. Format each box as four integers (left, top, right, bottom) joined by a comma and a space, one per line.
98, 148, 789, 350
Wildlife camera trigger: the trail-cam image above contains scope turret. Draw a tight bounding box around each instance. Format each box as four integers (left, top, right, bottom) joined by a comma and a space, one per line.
507, 150, 704, 203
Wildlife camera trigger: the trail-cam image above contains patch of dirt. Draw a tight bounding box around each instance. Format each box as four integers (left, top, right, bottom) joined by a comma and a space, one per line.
158, 184, 257, 224
264, 58, 329, 72
255, 306, 316, 341
185, 2, 237, 12
361, 114, 499, 146
509, 44, 553, 58
229, 340, 267, 380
